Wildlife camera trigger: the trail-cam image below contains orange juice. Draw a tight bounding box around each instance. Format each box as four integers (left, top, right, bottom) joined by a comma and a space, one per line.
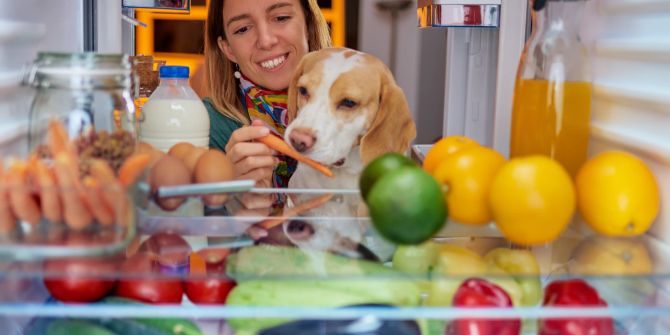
510, 79, 592, 178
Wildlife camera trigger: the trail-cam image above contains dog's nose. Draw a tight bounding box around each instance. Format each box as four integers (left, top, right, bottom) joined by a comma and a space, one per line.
289, 128, 316, 153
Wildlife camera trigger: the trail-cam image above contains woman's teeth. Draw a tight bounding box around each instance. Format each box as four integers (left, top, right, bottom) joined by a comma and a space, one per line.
260, 55, 286, 70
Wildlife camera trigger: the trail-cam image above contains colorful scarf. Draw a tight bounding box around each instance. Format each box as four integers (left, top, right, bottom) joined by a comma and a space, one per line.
239, 75, 297, 191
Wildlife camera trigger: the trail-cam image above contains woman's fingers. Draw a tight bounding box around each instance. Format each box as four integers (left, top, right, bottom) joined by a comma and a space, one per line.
225, 125, 270, 153
227, 142, 274, 164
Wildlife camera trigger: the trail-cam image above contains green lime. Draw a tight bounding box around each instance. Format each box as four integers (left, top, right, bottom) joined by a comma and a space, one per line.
359, 153, 415, 200
367, 167, 448, 245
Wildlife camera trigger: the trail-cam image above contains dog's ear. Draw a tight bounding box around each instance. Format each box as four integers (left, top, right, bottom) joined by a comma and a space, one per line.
287, 53, 310, 124
359, 67, 417, 164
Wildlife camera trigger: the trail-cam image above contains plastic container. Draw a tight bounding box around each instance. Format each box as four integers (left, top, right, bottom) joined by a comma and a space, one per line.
509, 0, 592, 178
139, 65, 209, 152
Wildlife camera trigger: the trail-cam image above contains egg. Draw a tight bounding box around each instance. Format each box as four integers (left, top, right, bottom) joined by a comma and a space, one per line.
194, 149, 235, 207
150, 155, 191, 211
137, 141, 165, 167
183, 147, 207, 173
168, 142, 195, 161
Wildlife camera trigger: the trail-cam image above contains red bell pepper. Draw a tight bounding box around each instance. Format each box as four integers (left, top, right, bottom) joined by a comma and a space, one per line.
539, 279, 614, 335
446, 278, 521, 335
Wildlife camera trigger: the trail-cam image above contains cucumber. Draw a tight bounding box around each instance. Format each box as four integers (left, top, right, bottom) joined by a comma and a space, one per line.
46, 320, 118, 335
97, 296, 203, 335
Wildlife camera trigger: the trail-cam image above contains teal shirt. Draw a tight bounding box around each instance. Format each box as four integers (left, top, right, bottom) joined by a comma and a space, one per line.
203, 98, 243, 152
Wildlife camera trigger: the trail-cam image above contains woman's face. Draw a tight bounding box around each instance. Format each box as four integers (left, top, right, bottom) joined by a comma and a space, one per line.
219, 0, 309, 91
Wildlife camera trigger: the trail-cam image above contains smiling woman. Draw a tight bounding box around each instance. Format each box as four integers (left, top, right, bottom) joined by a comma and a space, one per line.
202, 0, 331, 204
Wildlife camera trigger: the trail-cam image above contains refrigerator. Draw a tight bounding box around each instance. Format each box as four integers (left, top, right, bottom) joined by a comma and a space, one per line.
0, 0, 669, 334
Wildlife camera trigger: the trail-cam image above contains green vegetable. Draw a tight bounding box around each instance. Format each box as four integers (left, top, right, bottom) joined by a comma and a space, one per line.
97, 297, 203, 335
227, 244, 398, 279
46, 320, 118, 335
225, 245, 422, 334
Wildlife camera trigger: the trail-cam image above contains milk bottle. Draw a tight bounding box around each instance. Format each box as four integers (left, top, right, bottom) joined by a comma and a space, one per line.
140, 66, 209, 152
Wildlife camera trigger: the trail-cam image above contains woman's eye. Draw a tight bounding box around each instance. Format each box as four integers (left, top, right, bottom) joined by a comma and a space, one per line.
275, 15, 292, 22
338, 99, 358, 109
298, 86, 309, 97
233, 26, 249, 35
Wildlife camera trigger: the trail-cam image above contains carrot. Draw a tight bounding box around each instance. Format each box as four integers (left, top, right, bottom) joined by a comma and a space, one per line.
53, 153, 93, 230
256, 193, 334, 230
89, 159, 128, 227
82, 176, 115, 226
118, 153, 151, 187
0, 161, 17, 234
29, 157, 63, 223
256, 134, 333, 177
7, 160, 42, 225
189, 252, 207, 275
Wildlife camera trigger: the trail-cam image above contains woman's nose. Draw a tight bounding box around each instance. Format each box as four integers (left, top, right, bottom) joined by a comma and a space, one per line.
256, 23, 279, 50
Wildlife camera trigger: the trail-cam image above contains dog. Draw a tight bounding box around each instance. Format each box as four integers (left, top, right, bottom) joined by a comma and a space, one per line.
280, 47, 416, 256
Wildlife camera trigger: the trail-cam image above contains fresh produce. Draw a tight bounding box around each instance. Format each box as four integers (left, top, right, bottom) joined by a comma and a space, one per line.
427, 244, 523, 307
576, 150, 660, 237
257, 133, 333, 177
540, 279, 614, 335
392, 241, 439, 275
484, 248, 542, 306
115, 253, 184, 304
227, 279, 421, 334
489, 155, 575, 246
366, 167, 447, 244
227, 244, 399, 278
185, 248, 236, 304
44, 256, 118, 303
46, 320, 118, 335
422, 135, 479, 174
445, 278, 520, 335
569, 236, 653, 276
138, 233, 192, 270
359, 152, 415, 200
433, 146, 506, 225
96, 296, 204, 335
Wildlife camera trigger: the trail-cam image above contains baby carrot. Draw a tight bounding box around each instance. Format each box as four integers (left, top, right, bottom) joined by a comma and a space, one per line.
256, 193, 334, 230
118, 153, 151, 187
256, 134, 333, 177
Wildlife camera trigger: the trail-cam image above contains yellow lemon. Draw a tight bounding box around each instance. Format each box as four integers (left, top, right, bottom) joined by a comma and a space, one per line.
576, 151, 660, 237
569, 235, 653, 275
422, 136, 479, 174
433, 146, 506, 224
490, 156, 576, 246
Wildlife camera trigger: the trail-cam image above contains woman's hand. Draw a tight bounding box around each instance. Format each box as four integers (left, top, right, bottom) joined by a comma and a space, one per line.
225, 120, 278, 183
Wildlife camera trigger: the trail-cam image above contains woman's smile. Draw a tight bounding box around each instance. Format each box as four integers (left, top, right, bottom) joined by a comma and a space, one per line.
258, 53, 289, 71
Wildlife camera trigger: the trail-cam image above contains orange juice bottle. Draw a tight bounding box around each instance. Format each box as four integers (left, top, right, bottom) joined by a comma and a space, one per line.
510, 0, 591, 178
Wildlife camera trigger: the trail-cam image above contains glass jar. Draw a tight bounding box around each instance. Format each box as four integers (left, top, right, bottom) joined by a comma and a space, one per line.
509, 0, 592, 178
27, 52, 138, 172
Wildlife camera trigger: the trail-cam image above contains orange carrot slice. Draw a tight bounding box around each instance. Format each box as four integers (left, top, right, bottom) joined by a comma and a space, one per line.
256, 134, 333, 177
7, 160, 42, 225
256, 193, 334, 230
82, 176, 115, 226
0, 161, 17, 234
89, 159, 128, 227
29, 157, 63, 223
118, 153, 151, 187
53, 153, 93, 230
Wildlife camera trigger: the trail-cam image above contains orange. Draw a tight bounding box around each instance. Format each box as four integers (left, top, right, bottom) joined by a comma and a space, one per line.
575, 151, 660, 237
422, 136, 479, 174
433, 146, 506, 225
489, 156, 576, 246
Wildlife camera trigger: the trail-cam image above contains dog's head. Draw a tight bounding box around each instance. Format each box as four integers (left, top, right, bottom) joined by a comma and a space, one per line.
285, 47, 416, 167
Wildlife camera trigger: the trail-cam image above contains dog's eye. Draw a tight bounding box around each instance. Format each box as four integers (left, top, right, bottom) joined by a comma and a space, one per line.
298, 86, 309, 97
338, 99, 358, 110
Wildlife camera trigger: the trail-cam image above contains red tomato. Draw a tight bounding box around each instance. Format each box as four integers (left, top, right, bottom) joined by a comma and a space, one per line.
185, 248, 236, 305
115, 253, 183, 304
43, 256, 118, 303
138, 232, 192, 268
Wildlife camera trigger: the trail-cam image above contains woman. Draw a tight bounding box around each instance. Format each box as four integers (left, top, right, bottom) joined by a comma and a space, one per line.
203, 0, 331, 199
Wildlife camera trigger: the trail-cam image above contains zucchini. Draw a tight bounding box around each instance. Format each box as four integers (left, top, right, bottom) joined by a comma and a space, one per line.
96, 296, 203, 335
46, 320, 118, 335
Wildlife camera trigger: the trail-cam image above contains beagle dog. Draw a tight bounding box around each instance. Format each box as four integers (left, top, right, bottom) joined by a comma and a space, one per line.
281, 47, 416, 255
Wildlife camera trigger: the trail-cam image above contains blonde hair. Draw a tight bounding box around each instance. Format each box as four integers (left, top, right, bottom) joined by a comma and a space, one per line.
205, 0, 331, 125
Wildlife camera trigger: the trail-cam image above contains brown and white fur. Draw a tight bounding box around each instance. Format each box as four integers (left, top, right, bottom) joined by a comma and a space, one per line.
281, 47, 416, 255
